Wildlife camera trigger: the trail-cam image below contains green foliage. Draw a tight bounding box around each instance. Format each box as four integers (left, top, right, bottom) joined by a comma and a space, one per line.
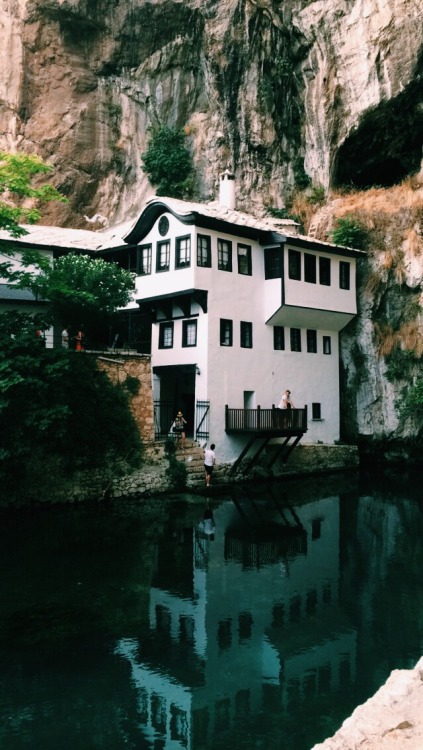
0, 315, 142, 488
141, 125, 195, 198
0, 151, 67, 237
330, 216, 369, 250
123, 374, 140, 396
293, 157, 311, 191
385, 348, 419, 382
6, 250, 135, 333
164, 439, 187, 490
308, 184, 326, 205
396, 378, 423, 419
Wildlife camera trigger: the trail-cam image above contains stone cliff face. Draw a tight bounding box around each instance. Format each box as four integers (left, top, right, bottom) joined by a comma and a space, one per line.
0, 0, 422, 455
1, 0, 422, 223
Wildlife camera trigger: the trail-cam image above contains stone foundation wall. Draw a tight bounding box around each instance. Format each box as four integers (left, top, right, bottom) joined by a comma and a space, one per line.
97, 354, 154, 443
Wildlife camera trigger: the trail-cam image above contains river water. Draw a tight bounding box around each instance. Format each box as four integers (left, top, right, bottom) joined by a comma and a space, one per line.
0, 469, 422, 750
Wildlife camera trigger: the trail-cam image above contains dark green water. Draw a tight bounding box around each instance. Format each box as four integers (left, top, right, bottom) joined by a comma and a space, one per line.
0, 470, 422, 750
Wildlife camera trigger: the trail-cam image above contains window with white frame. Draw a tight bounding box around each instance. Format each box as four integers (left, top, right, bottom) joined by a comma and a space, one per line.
182, 320, 197, 347
218, 239, 232, 271
156, 240, 170, 272
176, 236, 191, 268
237, 244, 252, 275
220, 319, 233, 346
159, 321, 174, 348
139, 244, 152, 275
197, 234, 211, 267
240, 321, 253, 348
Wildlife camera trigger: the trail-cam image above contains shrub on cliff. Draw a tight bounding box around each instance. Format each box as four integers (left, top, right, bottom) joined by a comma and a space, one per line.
141, 125, 195, 198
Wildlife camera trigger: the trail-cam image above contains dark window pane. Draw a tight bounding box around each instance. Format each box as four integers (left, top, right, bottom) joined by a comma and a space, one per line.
323, 335, 331, 354
319, 256, 331, 285
288, 249, 301, 280
220, 319, 233, 346
264, 247, 282, 279
237, 244, 252, 275
290, 328, 301, 352
312, 402, 321, 419
182, 320, 197, 347
156, 240, 170, 272
240, 321, 253, 348
175, 236, 191, 268
340, 261, 350, 289
274, 326, 285, 350
159, 321, 173, 348
197, 234, 211, 267
218, 239, 232, 271
139, 244, 152, 275
304, 253, 316, 283
307, 329, 317, 353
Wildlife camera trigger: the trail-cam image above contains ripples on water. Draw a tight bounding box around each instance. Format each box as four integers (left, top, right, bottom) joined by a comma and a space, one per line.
0, 470, 422, 750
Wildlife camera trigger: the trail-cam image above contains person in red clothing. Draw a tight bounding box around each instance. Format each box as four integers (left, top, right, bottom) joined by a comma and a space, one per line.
75, 329, 85, 351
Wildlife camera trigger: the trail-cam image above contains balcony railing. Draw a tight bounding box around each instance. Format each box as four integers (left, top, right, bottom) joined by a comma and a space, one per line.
225, 405, 308, 433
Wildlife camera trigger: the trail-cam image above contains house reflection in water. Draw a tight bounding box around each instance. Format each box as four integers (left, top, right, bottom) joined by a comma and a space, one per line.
115, 491, 356, 749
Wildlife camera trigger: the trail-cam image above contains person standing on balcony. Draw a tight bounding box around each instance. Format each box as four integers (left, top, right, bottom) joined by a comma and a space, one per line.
277, 389, 295, 427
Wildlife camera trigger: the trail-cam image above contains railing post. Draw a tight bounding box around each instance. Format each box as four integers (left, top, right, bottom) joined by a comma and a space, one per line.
257, 405, 261, 430
225, 404, 229, 431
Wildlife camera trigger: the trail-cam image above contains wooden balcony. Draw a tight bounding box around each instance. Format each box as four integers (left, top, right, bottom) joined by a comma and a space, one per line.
225, 405, 308, 435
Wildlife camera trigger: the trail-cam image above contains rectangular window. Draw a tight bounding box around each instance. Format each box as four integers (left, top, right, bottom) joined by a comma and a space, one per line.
319, 256, 331, 286
264, 247, 282, 279
304, 253, 317, 283
220, 319, 233, 346
197, 234, 211, 267
288, 249, 301, 280
175, 236, 191, 268
273, 326, 285, 350
159, 321, 174, 349
218, 239, 232, 271
237, 244, 252, 275
240, 321, 253, 348
307, 329, 317, 353
312, 402, 321, 420
139, 244, 152, 275
128, 248, 138, 272
290, 328, 301, 352
156, 240, 170, 272
340, 261, 350, 290
323, 335, 331, 354
182, 320, 197, 347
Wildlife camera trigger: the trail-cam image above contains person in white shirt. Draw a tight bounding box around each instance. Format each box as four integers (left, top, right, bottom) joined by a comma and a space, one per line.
276, 389, 295, 427
204, 443, 216, 487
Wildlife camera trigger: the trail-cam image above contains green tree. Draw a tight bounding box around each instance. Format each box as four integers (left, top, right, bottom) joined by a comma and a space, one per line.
330, 216, 368, 250
2, 250, 135, 338
0, 151, 66, 236
141, 125, 195, 198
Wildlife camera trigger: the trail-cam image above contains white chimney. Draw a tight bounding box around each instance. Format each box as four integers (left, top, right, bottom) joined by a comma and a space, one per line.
219, 169, 236, 210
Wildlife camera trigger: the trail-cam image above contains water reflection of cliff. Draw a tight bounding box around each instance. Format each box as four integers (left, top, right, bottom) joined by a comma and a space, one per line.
115, 484, 358, 749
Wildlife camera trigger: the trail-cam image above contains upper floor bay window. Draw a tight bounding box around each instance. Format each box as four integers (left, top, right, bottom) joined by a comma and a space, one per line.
273, 326, 285, 350
264, 247, 282, 279
197, 234, 211, 267
304, 253, 316, 283
220, 318, 233, 346
237, 244, 252, 275
159, 321, 174, 349
139, 244, 152, 275
156, 240, 170, 272
290, 328, 301, 352
176, 236, 191, 269
319, 256, 331, 286
218, 239, 232, 272
339, 261, 351, 290
182, 320, 197, 347
288, 249, 301, 280
240, 321, 253, 348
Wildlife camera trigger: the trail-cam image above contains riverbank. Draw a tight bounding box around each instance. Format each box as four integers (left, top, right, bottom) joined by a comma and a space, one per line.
311, 657, 423, 750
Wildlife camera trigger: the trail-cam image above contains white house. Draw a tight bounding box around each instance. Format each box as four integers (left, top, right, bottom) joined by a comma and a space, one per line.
115, 172, 364, 464
0, 173, 364, 465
